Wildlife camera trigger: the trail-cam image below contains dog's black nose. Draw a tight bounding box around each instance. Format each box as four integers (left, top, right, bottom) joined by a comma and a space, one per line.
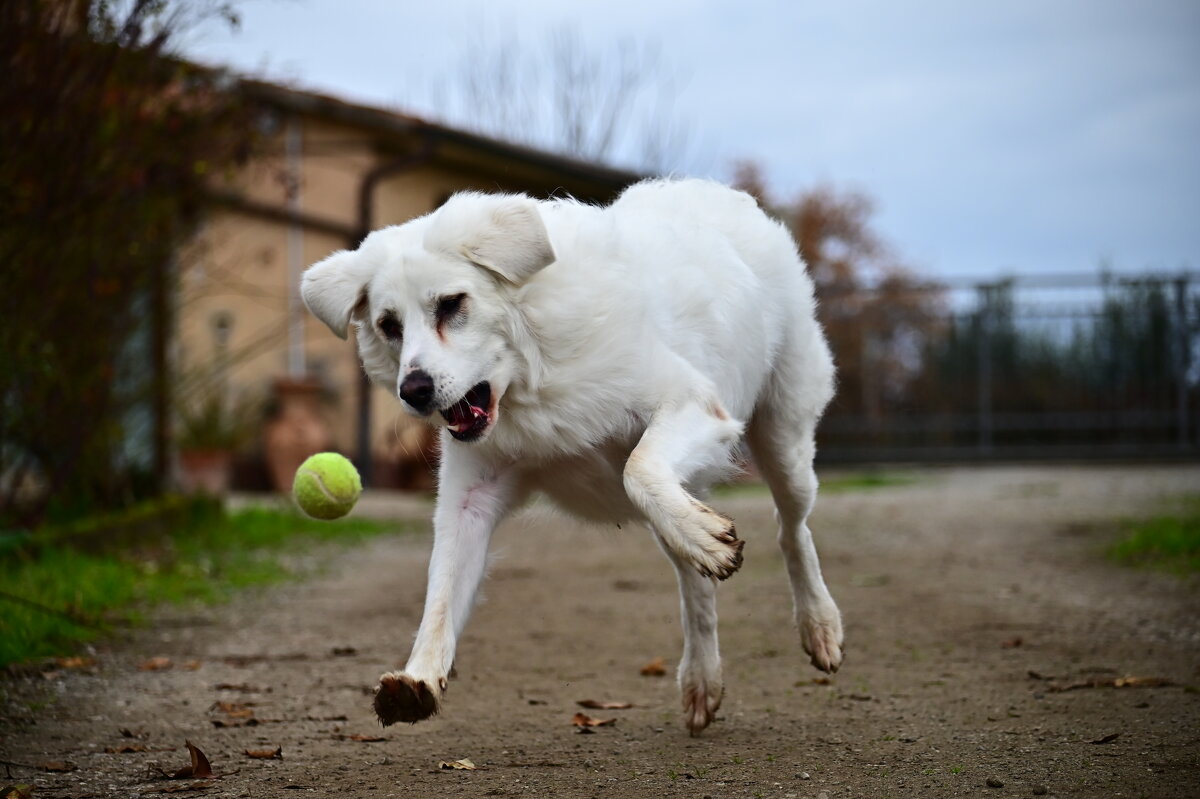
399, 370, 436, 414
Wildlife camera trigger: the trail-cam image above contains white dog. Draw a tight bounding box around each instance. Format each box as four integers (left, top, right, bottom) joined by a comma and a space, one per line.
301, 179, 842, 735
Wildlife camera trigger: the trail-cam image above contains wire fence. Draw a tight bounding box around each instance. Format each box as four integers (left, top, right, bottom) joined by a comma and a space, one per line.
815, 271, 1199, 462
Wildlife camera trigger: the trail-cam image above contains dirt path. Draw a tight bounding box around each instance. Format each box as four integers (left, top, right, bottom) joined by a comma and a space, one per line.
4, 465, 1199, 798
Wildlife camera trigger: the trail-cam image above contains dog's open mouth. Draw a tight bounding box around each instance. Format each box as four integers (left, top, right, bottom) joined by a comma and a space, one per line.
440, 382, 492, 442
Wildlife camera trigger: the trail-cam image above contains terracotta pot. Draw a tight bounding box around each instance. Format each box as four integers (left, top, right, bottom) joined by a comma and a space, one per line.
262, 378, 334, 493
177, 449, 233, 495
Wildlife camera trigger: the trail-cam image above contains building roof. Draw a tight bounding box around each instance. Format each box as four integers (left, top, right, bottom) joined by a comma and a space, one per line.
238, 79, 647, 193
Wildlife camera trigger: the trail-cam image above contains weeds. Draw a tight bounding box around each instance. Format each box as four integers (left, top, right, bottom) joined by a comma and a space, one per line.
1107, 497, 1200, 574
0, 504, 405, 665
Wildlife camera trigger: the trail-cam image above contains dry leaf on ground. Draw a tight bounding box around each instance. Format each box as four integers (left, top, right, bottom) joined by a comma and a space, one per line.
2, 786, 33, 799
577, 699, 634, 710
335, 733, 385, 742
147, 784, 213, 795
1090, 732, 1121, 744
639, 657, 666, 677
211, 701, 255, 719
571, 712, 617, 727
211, 683, 263, 692
138, 657, 173, 671
244, 747, 282, 760
55, 656, 96, 669
1051, 675, 1174, 692
40, 761, 76, 772
172, 741, 214, 779
437, 758, 477, 770
106, 744, 149, 753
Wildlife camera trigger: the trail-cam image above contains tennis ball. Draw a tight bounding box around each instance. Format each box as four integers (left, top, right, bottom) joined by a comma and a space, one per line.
293, 452, 362, 520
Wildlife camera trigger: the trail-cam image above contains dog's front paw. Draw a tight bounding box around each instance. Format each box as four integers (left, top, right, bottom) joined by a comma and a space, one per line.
799, 609, 844, 673
374, 671, 441, 725
685, 504, 745, 581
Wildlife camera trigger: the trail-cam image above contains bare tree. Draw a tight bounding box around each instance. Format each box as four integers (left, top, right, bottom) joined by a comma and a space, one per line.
424, 27, 693, 173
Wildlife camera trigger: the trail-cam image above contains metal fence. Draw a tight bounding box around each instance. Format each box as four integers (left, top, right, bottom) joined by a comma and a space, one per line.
816, 271, 1199, 462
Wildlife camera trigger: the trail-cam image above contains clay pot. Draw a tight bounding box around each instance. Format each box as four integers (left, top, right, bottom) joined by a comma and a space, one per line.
262, 378, 334, 493
177, 449, 233, 495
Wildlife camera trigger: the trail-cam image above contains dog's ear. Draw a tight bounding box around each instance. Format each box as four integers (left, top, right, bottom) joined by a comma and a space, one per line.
301, 249, 372, 339
427, 194, 555, 285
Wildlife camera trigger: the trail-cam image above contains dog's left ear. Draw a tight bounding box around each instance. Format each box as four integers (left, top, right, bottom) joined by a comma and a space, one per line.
301, 249, 374, 339
427, 194, 555, 285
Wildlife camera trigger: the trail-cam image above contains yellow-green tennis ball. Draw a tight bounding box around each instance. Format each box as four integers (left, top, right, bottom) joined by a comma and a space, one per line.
293, 452, 362, 520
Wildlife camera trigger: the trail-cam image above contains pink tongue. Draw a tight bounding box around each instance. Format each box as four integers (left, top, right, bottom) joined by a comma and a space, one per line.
450, 402, 487, 427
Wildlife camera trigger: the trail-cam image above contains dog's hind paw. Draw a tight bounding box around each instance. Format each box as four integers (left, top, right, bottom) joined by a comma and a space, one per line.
799, 612, 844, 674
681, 677, 724, 736
374, 672, 440, 726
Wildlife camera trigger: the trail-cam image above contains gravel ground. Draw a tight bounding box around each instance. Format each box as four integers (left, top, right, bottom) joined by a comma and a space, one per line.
3, 463, 1198, 798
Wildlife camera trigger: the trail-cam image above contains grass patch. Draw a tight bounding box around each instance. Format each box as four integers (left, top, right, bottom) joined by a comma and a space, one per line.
714, 470, 916, 499
1107, 497, 1200, 575
0, 502, 407, 666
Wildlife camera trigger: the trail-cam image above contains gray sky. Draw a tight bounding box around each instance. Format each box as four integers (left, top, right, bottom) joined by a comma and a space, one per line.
184, 0, 1200, 280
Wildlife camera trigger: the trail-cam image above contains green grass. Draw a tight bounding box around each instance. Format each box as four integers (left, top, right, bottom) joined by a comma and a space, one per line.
1107, 497, 1200, 575
714, 469, 916, 499
0, 504, 406, 666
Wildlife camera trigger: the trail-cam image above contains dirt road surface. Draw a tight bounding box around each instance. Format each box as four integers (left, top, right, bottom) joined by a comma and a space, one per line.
4, 464, 1198, 798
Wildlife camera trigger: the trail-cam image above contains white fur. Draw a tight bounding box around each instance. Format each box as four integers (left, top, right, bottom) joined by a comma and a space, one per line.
302, 179, 843, 735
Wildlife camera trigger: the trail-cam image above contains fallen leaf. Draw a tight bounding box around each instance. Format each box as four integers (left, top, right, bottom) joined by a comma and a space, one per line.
210, 718, 259, 728
172, 741, 214, 779
211, 701, 255, 718
571, 712, 617, 727
1001, 637, 1023, 648
1051, 675, 1175, 692
810, 677, 833, 686
577, 699, 634, 710
1113, 676, 1173, 688
437, 758, 477, 770
55, 655, 96, 669
334, 733, 385, 742
1090, 732, 1121, 744
40, 761, 76, 772
2, 785, 33, 799
106, 744, 149, 753
139, 657, 173, 671
244, 747, 282, 760
146, 784, 213, 795
180, 660, 202, 671
331, 646, 357, 656
639, 657, 667, 677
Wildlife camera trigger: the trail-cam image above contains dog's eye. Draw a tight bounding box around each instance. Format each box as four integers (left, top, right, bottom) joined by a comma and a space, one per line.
378, 314, 402, 341
436, 293, 467, 322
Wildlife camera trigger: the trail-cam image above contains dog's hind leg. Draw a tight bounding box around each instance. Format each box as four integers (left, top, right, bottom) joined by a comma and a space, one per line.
655, 533, 724, 735
374, 444, 517, 726
746, 370, 843, 673
623, 398, 745, 580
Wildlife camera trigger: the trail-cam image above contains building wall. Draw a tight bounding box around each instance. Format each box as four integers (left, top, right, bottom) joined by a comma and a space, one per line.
175, 112, 542, 482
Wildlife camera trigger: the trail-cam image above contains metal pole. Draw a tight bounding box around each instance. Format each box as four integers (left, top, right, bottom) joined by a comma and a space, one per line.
285, 116, 305, 378
1175, 276, 1191, 449
352, 136, 439, 487
977, 284, 993, 454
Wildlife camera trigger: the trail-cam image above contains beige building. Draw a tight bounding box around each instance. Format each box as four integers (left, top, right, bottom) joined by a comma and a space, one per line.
178, 80, 641, 489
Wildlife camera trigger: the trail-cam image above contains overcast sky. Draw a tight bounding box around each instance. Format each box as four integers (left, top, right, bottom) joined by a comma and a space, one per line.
184, 0, 1200, 280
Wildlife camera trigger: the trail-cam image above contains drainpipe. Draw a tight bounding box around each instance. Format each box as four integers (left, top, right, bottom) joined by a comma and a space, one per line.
351, 135, 439, 487
285, 117, 306, 378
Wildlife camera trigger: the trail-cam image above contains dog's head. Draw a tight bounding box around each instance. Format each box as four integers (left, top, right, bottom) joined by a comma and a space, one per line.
301, 192, 555, 443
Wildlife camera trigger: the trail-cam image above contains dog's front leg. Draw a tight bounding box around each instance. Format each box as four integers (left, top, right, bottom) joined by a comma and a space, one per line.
623, 398, 746, 580
374, 445, 515, 726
